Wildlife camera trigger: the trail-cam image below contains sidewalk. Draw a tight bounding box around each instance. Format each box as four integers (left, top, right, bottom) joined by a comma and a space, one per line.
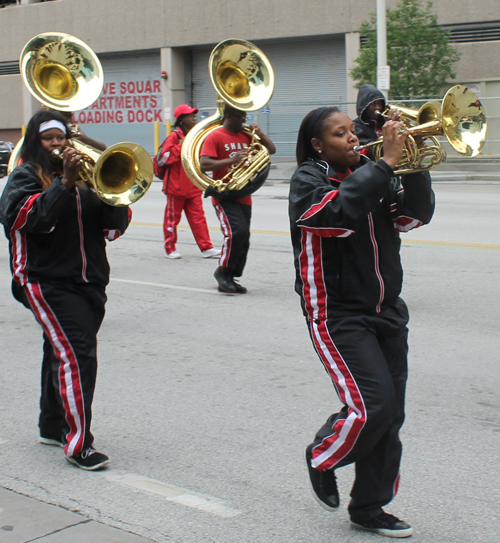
0, 487, 154, 543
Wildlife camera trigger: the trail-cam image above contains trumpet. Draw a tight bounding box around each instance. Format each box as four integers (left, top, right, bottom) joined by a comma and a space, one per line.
352, 85, 487, 175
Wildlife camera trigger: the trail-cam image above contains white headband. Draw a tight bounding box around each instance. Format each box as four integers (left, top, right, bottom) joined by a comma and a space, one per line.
39, 120, 67, 134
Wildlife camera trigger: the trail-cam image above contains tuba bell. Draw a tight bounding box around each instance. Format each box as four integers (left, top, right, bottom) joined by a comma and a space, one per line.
8, 32, 154, 206
181, 39, 275, 199
52, 140, 153, 207
354, 85, 487, 175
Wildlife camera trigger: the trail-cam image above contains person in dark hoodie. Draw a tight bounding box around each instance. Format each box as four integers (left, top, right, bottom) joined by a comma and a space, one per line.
289, 106, 435, 538
353, 84, 401, 160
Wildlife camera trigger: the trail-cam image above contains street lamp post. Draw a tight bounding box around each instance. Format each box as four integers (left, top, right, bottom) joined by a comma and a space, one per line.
377, 0, 390, 99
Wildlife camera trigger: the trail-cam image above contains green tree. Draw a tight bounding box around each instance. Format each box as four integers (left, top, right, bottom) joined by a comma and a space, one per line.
350, 0, 460, 100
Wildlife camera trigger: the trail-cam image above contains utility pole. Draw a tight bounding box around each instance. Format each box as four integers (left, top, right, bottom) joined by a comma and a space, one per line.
376, 0, 390, 99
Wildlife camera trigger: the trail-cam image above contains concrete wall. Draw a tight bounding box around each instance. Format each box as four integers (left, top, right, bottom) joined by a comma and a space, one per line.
0, 0, 499, 61
454, 42, 500, 84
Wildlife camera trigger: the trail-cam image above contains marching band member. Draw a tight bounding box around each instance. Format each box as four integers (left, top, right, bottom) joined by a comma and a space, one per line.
289, 106, 434, 537
0, 110, 130, 470
353, 85, 401, 161
200, 105, 276, 294
158, 104, 220, 260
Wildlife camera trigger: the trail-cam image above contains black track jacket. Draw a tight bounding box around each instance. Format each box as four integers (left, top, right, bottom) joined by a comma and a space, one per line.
0, 163, 130, 290
289, 157, 435, 320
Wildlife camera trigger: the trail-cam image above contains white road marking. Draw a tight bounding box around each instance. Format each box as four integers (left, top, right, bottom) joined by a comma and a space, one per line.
105, 473, 242, 518
110, 277, 218, 294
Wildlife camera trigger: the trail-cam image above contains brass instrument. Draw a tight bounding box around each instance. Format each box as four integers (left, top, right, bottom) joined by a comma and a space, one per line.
52, 140, 153, 207
20, 32, 103, 112
8, 32, 154, 206
353, 85, 487, 175
181, 39, 275, 199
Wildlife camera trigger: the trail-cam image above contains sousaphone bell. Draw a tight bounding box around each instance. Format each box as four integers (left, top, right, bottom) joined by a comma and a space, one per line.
8, 32, 153, 206
181, 38, 275, 199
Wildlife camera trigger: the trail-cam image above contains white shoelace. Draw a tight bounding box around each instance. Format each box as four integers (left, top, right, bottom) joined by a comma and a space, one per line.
80, 447, 96, 459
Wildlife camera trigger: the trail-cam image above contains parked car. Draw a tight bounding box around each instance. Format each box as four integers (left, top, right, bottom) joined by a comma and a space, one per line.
0, 141, 14, 177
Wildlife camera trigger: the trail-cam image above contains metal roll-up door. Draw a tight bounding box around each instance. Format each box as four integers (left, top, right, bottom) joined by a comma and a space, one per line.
190, 36, 346, 157
74, 52, 162, 154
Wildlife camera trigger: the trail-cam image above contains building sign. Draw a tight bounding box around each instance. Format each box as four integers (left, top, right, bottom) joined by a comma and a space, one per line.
74, 79, 162, 125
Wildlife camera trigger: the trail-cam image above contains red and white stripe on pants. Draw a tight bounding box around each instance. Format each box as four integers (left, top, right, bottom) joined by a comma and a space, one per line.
24, 281, 86, 457
23, 280, 106, 458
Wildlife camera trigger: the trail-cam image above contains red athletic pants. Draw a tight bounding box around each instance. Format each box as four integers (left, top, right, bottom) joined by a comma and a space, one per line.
163, 194, 213, 254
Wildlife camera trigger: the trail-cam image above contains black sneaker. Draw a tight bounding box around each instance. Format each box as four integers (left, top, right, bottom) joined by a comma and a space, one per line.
305, 443, 339, 511
66, 447, 110, 471
232, 280, 247, 294
351, 512, 413, 538
214, 267, 236, 293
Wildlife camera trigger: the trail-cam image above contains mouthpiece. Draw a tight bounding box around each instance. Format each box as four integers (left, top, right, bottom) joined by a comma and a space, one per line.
52, 149, 63, 158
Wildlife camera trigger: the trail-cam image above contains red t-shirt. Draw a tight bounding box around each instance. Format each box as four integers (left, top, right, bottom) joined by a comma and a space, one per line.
200, 127, 253, 205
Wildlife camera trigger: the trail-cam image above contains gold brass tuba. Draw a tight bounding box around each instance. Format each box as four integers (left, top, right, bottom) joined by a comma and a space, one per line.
8, 32, 153, 206
354, 85, 487, 175
181, 39, 275, 199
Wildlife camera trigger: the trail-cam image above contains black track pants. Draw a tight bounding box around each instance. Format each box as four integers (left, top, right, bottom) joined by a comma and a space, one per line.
24, 280, 106, 457
214, 200, 251, 277
307, 297, 409, 521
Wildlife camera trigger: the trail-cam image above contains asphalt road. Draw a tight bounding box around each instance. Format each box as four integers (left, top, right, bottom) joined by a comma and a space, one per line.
0, 178, 499, 542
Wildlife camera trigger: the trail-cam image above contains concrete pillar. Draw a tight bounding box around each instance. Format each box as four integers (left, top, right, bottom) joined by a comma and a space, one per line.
345, 32, 360, 119
160, 47, 187, 131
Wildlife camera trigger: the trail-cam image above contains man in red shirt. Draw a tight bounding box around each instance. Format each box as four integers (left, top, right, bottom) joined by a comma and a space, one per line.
158, 104, 219, 259
200, 105, 275, 294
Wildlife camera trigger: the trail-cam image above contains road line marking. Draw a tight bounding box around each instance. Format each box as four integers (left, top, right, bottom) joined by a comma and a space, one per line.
403, 239, 500, 250
105, 473, 242, 518
130, 222, 500, 248
110, 278, 217, 294
131, 221, 289, 236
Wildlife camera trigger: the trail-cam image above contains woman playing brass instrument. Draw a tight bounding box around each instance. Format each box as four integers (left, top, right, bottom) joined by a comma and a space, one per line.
0, 110, 131, 470
289, 106, 435, 537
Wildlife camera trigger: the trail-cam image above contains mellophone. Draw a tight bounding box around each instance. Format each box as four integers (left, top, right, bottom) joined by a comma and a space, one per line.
352, 85, 487, 175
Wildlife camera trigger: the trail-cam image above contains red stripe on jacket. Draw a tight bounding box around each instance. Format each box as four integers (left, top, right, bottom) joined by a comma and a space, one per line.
300, 190, 339, 221
10, 194, 42, 286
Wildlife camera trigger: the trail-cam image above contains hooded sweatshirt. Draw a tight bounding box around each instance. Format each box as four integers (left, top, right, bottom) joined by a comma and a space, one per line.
353, 85, 387, 158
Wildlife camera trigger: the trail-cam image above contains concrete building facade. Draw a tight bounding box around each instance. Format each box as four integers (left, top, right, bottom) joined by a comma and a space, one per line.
0, 0, 498, 156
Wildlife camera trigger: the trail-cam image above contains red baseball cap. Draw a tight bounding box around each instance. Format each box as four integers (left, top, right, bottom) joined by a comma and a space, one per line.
174, 104, 198, 119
